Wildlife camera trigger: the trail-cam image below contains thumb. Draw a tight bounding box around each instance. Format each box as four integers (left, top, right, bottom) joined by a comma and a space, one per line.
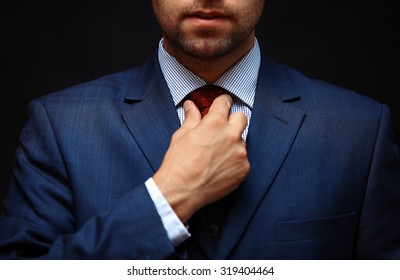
182, 100, 201, 130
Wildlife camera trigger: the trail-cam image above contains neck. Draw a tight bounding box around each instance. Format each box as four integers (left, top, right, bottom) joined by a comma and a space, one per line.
163, 33, 255, 84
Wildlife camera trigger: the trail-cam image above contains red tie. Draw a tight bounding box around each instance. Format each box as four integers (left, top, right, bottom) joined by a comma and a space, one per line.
185, 85, 229, 118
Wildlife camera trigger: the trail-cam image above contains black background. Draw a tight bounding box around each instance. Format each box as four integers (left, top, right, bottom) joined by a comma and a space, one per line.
1, 1, 399, 201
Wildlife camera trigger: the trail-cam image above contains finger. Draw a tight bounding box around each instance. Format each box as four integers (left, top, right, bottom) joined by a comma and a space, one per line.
206, 94, 232, 119
181, 100, 201, 130
228, 112, 248, 135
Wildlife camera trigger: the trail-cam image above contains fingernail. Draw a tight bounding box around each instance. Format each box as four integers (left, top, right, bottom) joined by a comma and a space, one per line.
183, 100, 191, 111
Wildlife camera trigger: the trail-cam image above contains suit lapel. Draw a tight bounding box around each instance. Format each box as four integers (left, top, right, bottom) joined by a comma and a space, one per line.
216, 56, 305, 259
120, 54, 221, 259
121, 55, 180, 172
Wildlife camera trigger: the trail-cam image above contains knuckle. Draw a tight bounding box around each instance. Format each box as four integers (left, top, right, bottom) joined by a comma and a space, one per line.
238, 160, 250, 179
207, 114, 226, 126
236, 145, 248, 160
239, 145, 248, 156
227, 129, 242, 142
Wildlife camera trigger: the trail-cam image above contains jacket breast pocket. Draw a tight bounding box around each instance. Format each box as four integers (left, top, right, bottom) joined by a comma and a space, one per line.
275, 212, 356, 242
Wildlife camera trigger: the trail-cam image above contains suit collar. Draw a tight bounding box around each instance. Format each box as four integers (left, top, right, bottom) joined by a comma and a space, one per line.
121, 54, 180, 172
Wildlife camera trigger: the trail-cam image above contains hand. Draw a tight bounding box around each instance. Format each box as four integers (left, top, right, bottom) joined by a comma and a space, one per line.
153, 94, 250, 223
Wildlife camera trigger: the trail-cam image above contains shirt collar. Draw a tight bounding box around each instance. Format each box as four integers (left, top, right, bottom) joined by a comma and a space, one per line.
158, 38, 261, 109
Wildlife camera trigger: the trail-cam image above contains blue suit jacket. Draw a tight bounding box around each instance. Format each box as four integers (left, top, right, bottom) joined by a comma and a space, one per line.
1, 53, 399, 259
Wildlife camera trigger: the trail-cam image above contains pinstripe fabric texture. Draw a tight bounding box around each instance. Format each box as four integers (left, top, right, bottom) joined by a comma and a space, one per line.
158, 38, 261, 139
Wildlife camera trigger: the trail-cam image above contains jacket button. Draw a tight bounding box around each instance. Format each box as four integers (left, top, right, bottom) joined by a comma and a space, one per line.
209, 224, 219, 237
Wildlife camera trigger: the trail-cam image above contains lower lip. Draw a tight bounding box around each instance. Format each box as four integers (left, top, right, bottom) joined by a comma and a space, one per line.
186, 16, 228, 27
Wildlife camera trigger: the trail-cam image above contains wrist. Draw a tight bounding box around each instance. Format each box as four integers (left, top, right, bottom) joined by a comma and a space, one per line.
153, 172, 200, 223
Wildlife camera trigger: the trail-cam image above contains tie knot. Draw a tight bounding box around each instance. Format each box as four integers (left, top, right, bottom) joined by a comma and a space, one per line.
185, 85, 229, 117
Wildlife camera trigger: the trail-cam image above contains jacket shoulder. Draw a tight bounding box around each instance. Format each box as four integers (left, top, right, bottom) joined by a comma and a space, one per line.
37, 67, 141, 105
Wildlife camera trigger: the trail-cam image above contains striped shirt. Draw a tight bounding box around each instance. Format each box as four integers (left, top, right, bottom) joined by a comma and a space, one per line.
158, 38, 261, 139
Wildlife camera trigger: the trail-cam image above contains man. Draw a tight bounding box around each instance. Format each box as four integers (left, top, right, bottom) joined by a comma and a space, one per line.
0, 0, 399, 259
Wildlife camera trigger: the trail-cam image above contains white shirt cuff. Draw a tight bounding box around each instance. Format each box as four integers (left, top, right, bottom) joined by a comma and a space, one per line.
145, 177, 191, 247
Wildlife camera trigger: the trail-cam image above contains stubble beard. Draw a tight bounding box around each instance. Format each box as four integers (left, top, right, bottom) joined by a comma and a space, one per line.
167, 28, 250, 60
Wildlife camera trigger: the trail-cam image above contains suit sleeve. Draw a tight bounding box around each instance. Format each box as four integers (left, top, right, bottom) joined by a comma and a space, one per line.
355, 104, 400, 259
0, 99, 178, 259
